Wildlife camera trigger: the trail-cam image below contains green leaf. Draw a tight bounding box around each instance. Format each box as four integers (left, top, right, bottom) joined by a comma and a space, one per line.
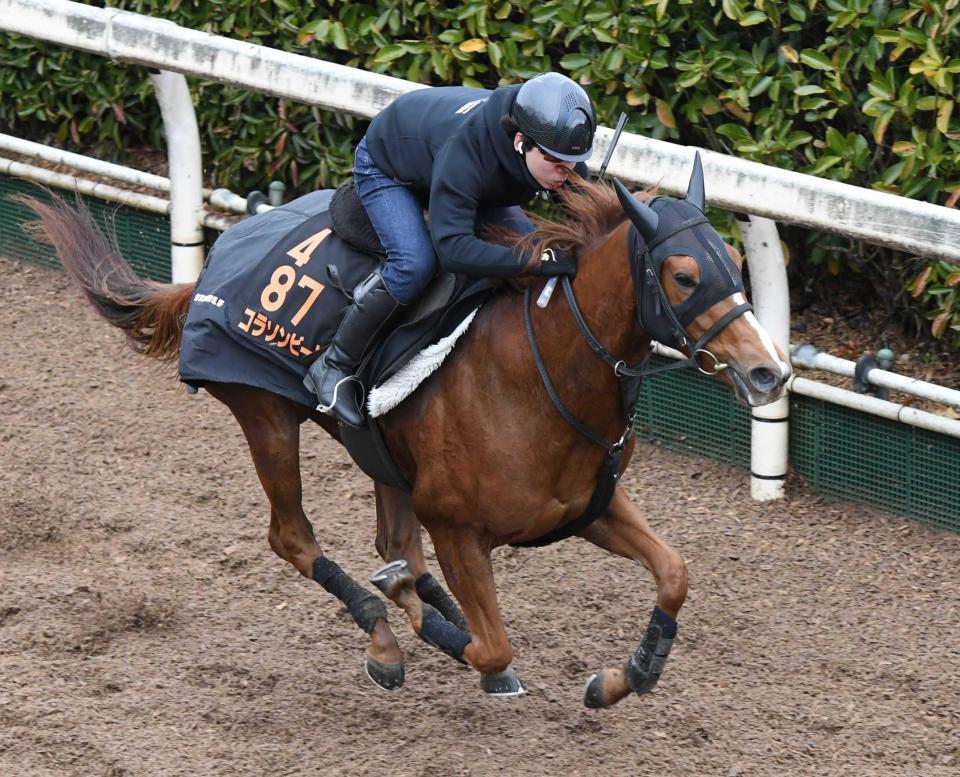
800, 97, 831, 110
740, 11, 767, 26
331, 22, 348, 51
867, 80, 894, 101
873, 109, 896, 145
799, 49, 834, 71
593, 28, 618, 44
438, 29, 464, 44
722, 0, 745, 22
810, 155, 842, 175
794, 85, 826, 96
487, 41, 502, 69
676, 71, 703, 88
786, 131, 813, 149
559, 53, 591, 70
748, 76, 773, 97
716, 123, 754, 144
372, 44, 408, 64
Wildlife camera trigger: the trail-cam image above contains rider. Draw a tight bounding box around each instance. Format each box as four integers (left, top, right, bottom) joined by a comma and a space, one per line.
304, 72, 597, 427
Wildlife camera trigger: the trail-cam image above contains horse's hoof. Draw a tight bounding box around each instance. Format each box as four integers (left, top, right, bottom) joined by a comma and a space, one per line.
368, 559, 414, 598
480, 667, 526, 697
583, 673, 608, 709
583, 668, 631, 708
364, 656, 405, 691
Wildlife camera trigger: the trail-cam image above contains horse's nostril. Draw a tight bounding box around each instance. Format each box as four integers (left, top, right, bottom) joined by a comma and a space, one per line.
750, 366, 778, 392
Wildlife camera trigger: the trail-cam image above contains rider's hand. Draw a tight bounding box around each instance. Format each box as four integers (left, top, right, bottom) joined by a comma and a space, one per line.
535, 247, 578, 278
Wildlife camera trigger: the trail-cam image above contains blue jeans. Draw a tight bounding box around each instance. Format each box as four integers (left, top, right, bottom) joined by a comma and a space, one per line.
353, 136, 534, 304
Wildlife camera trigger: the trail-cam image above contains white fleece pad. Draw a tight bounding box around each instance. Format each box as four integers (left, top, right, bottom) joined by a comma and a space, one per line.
367, 308, 479, 418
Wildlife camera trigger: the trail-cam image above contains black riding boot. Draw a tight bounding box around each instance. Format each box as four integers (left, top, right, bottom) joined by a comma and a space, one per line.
304, 272, 402, 427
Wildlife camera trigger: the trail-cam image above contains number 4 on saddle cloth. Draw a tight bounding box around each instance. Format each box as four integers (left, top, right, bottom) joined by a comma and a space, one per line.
179, 183, 496, 488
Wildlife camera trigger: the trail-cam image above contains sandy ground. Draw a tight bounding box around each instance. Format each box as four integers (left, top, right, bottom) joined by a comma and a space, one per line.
1, 257, 959, 777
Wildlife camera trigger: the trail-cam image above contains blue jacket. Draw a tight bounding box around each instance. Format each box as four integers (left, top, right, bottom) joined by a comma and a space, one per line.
363, 85, 544, 277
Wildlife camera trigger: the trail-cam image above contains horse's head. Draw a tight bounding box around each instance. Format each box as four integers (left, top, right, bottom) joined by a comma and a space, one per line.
614, 154, 790, 407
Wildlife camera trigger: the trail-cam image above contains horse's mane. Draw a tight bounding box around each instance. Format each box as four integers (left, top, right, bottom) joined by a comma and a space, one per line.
501, 176, 652, 256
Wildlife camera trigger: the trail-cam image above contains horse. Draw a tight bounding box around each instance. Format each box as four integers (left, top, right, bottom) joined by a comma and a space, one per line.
18, 153, 790, 708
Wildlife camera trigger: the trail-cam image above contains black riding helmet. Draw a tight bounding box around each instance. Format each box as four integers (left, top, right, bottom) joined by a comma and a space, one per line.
511, 73, 596, 163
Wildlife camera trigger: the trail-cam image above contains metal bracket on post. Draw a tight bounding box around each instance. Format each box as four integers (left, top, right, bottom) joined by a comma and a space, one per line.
149, 69, 205, 283
737, 214, 791, 501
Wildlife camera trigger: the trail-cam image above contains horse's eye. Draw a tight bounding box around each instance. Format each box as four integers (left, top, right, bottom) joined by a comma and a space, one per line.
674, 272, 697, 289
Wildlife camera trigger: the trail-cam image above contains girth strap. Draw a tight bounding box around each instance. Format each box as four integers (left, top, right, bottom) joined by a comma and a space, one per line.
511, 448, 622, 548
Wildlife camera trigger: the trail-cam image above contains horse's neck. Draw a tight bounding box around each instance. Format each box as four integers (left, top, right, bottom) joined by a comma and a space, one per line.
564, 221, 645, 363
527, 221, 648, 426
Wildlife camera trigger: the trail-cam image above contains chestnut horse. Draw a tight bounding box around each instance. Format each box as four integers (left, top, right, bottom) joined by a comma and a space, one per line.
19, 155, 789, 708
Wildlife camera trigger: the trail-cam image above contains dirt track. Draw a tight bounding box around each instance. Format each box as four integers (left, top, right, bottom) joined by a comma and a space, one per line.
2, 257, 959, 777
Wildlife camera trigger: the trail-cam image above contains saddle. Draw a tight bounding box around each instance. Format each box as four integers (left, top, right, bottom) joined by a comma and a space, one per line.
328, 182, 497, 489
179, 182, 496, 491
329, 180, 496, 391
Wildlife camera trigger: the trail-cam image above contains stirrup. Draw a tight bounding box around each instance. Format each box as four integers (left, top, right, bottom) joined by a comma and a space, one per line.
316, 374, 365, 415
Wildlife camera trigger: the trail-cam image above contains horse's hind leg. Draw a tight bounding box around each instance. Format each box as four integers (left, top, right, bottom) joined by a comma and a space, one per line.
577, 485, 688, 709
373, 484, 469, 632
205, 383, 405, 690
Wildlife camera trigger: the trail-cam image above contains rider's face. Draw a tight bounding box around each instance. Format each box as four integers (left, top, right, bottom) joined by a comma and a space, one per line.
515, 133, 576, 190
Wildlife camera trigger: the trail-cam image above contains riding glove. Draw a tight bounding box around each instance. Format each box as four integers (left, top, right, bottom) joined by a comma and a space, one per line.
535, 247, 578, 278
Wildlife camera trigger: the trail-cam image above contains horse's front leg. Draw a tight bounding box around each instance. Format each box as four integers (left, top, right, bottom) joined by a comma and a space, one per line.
372, 484, 469, 632
577, 485, 688, 709
375, 522, 525, 697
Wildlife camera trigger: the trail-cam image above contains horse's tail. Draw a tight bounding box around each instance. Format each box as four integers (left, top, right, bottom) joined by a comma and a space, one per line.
15, 192, 194, 363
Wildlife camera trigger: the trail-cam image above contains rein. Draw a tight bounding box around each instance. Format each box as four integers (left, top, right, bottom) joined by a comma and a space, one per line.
515, 222, 752, 548
513, 281, 630, 548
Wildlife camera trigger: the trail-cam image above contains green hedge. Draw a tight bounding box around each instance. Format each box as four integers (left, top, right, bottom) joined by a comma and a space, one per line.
1, 0, 958, 346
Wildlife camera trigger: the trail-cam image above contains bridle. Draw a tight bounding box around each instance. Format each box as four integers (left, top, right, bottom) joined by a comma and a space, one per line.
524, 211, 753, 460
513, 153, 756, 548
630, 207, 754, 377
515, 218, 752, 549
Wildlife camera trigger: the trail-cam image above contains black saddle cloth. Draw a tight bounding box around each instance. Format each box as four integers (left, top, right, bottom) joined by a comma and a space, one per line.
179, 184, 496, 410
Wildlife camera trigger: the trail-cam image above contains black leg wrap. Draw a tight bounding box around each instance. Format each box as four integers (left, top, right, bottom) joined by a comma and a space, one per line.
417, 604, 471, 663
624, 606, 677, 695
312, 556, 388, 635
415, 573, 470, 633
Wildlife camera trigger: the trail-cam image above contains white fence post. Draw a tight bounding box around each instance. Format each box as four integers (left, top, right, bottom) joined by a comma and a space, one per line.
149, 70, 205, 283
738, 215, 791, 500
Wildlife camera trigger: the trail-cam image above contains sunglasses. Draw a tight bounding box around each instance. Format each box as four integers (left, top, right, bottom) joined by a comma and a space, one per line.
536, 146, 566, 165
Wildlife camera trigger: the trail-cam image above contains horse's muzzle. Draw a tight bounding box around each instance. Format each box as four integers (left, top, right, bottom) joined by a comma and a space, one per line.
730, 359, 791, 407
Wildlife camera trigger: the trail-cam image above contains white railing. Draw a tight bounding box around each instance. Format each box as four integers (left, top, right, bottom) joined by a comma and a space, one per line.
3, 0, 958, 500
5, 0, 960, 261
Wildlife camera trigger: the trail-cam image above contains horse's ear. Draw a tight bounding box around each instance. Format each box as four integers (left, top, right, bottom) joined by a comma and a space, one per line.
686, 151, 706, 212
613, 178, 659, 242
